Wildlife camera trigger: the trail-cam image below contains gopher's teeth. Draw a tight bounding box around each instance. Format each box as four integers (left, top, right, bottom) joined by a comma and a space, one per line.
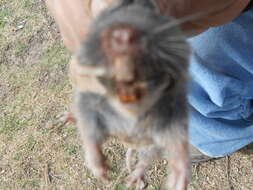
119, 94, 137, 103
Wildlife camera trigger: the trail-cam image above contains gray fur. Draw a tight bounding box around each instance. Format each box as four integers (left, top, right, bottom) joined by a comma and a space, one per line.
74, 0, 191, 189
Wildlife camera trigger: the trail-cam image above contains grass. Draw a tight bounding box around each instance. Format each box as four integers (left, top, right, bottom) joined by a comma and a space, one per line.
0, 0, 252, 189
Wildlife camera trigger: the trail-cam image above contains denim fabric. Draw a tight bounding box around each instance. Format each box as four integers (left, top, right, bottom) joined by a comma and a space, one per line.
188, 8, 253, 157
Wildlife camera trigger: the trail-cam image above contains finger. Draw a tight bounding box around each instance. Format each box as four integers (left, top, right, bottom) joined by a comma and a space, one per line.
155, 0, 251, 35
46, 0, 91, 51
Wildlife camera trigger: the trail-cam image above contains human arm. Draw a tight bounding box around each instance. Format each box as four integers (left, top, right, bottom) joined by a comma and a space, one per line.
46, 0, 250, 51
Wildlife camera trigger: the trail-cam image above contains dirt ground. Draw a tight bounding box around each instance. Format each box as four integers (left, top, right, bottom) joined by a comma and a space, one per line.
0, 1, 252, 189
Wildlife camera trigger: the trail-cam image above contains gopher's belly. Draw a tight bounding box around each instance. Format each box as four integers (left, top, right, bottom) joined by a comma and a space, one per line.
107, 99, 155, 148
111, 127, 155, 149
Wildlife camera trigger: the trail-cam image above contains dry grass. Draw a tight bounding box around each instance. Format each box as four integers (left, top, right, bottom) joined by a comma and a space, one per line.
0, 0, 252, 189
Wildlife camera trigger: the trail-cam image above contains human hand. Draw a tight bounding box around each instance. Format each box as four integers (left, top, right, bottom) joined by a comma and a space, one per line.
156, 0, 251, 35
46, 0, 250, 52
46, 0, 116, 52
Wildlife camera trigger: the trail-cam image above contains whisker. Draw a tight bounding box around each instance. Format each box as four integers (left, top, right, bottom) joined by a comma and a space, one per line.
151, 12, 207, 34
158, 48, 189, 56
154, 48, 183, 63
157, 43, 189, 53
151, 35, 185, 42
164, 36, 184, 40
162, 49, 189, 57
159, 41, 188, 48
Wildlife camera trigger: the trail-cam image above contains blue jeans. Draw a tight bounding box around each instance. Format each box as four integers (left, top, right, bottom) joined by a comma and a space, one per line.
188, 8, 253, 157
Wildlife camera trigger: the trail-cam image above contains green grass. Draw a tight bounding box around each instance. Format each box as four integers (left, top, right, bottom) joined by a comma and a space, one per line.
0, 7, 12, 18
62, 143, 79, 156
115, 183, 131, 190
0, 114, 28, 135
14, 40, 29, 56
13, 152, 22, 161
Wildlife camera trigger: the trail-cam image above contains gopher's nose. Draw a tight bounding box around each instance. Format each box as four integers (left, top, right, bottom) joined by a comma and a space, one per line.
110, 25, 139, 54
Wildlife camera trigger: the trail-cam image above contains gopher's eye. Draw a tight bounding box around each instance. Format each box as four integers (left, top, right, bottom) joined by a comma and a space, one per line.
165, 76, 175, 90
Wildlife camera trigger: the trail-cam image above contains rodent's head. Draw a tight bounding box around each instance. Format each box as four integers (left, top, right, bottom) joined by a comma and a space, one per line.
77, 0, 191, 107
